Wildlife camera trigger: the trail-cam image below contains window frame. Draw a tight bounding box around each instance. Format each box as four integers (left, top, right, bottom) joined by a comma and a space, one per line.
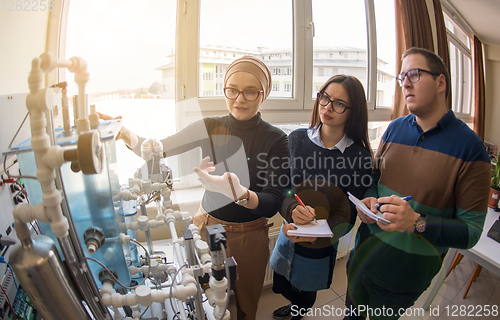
54, 0, 390, 189
441, 1, 474, 124
178, 0, 380, 124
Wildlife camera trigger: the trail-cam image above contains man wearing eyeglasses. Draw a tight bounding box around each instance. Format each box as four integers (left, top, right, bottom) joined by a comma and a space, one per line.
344, 47, 490, 320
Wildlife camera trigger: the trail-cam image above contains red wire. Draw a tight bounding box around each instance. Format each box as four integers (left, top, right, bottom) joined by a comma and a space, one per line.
0, 283, 18, 320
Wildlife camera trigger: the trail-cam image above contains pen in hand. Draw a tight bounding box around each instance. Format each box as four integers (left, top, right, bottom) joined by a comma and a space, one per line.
294, 194, 318, 224
374, 195, 412, 208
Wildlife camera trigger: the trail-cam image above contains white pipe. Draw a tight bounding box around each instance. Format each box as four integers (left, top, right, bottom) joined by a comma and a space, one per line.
113, 307, 124, 320
99, 280, 198, 308
16, 57, 70, 239
209, 276, 230, 320
125, 217, 165, 232
169, 221, 186, 266
176, 300, 188, 320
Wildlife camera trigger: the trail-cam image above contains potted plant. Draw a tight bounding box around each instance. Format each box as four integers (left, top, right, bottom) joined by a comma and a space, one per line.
489, 160, 500, 208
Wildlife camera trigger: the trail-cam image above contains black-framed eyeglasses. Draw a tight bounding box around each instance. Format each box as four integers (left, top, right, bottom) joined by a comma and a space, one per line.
317, 93, 350, 114
396, 68, 440, 87
223, 87, 263, 102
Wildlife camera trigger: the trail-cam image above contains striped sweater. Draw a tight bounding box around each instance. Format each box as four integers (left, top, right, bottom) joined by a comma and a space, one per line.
350, 110, 491, 293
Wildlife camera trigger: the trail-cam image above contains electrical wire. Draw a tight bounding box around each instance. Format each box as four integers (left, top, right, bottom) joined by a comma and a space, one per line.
3, 111, 37, 180
146, 191, 161, 204
3, 155, 38, 181
0, 283, 18, 320
85, 239, 151, 290
140, 305, 150, 318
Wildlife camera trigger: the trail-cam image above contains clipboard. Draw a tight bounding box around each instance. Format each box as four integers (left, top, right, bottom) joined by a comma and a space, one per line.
347, 192, 392, 225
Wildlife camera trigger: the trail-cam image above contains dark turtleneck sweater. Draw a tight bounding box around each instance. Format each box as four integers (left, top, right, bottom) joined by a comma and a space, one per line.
132, 112, 290, 222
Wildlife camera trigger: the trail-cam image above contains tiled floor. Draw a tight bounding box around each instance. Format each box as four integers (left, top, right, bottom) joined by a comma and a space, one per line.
253, 255, 500, 320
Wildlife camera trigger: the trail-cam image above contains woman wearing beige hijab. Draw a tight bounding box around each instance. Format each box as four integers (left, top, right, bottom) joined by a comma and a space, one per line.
100, 56, 290, 320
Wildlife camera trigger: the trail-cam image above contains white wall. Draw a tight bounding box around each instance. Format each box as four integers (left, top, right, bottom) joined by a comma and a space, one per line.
0, 10, 49, 95
484, 44, 500, 147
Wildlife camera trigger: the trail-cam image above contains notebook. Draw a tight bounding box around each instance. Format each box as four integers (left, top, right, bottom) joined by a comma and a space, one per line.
287, 219, 333, 238
347, 192, 392, 225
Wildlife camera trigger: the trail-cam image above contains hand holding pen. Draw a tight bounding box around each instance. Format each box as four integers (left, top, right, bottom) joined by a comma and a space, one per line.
375, 195, 412, 208
294, 194, 318, 224
375, 195, 419, 232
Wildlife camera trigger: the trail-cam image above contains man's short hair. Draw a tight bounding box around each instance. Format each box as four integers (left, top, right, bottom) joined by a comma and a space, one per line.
402, 47, 450, 98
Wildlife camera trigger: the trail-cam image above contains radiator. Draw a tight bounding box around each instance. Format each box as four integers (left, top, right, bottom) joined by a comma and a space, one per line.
263, 222, 359, 287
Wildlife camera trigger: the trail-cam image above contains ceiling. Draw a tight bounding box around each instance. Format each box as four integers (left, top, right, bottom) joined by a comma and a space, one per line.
447, 0, 500, 46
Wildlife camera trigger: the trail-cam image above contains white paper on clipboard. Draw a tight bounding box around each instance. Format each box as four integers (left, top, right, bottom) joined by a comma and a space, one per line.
347, 192, 392, 225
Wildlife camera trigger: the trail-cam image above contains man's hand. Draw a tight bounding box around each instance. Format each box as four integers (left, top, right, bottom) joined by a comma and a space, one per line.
376, 195, 419, 232
193, 156, 247, 200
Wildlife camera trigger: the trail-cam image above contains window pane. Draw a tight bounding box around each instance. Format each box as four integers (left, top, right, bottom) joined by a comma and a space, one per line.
462, 55, 471, 114
199, 0, 293, 98
444, 13, 470, 49
312, 0, 367, 98
449, 42, 459, 112
65, 0, 177, 184
374, 0, 396, 108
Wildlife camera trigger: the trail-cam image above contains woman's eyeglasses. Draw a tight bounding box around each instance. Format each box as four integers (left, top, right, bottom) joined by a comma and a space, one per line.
317, 93, 350, 114
224, 87, 263, 102
396, 68, 440, 87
